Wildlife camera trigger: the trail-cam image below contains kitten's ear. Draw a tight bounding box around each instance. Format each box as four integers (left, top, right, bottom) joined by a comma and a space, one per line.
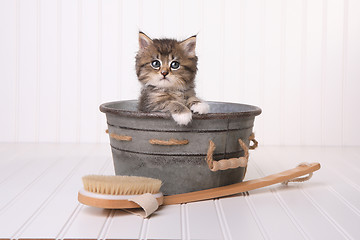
180, 35, 197, 57
139, 32, 153, 50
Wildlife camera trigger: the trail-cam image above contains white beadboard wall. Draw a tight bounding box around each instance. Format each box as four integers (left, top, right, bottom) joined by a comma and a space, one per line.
0, 0, 360, 145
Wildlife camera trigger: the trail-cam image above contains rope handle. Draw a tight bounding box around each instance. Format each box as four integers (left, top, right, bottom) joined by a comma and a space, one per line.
206, 138, 249, 171
149, 138, 189, 146
249, 133, 258, 150
282, 162, 314, 185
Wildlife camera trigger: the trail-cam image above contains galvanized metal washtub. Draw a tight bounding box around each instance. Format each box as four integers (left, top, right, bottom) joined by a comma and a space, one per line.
100, 100, 261, 195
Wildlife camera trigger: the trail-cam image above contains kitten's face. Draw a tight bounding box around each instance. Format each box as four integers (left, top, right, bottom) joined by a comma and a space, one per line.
135, 32, 198, 90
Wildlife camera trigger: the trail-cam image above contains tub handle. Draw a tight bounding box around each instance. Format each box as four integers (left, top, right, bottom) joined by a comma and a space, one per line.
249, 133, 258, 150
206, 138, 249, 171
149, 138, 189, 146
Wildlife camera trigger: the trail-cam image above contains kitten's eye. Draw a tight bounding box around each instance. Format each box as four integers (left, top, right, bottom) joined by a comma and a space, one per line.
151, 60, 161, 69
170, 61, 180, 70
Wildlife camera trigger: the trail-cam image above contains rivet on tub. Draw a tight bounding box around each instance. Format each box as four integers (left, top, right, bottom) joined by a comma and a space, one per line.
206, 138, 249, 171
106, 129, 132, 141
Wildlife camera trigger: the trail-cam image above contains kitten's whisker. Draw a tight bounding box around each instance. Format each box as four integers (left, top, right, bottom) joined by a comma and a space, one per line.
175, 78, 185, 88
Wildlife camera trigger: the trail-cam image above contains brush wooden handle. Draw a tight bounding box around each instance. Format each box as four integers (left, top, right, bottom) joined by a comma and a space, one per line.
163, 162, 321, 205
78, 192, 164, 209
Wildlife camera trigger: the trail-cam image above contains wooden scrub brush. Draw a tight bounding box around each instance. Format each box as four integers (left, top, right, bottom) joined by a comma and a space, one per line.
78, 162, 321, 217
78, 175, 163, 209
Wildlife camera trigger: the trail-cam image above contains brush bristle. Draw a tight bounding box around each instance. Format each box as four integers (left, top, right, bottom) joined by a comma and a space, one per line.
82, 175, 162, 195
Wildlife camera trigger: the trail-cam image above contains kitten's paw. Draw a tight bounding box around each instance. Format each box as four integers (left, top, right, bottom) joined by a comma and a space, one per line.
172, 112, 192, 126
191, 102, 210, 114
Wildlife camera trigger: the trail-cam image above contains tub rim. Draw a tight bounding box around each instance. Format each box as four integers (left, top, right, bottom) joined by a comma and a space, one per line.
100, 100, 262, 120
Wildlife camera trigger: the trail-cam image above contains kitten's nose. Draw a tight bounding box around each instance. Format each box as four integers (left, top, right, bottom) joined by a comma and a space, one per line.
161, 71, 169, 77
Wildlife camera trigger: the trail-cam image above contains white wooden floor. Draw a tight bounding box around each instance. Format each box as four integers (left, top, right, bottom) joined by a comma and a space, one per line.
0, 143, 360, 240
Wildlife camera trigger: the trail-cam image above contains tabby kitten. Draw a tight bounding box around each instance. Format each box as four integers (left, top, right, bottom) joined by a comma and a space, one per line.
135, 32, 209, 125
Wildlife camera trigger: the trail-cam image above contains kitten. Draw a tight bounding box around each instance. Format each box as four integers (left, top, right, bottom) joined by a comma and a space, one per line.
135, 32, 209, 125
